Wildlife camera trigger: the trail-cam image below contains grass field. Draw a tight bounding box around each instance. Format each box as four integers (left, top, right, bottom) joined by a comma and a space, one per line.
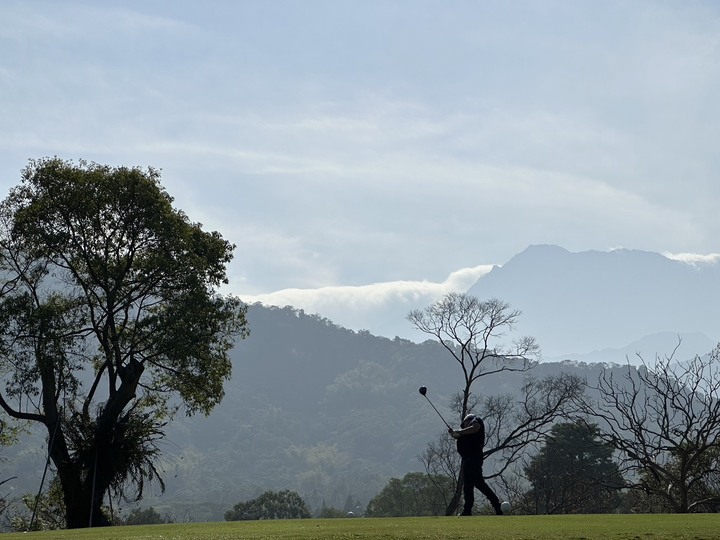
3, 514, 720, 540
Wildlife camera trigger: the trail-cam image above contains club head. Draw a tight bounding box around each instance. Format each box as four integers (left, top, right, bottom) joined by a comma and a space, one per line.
418, 386, 427, 396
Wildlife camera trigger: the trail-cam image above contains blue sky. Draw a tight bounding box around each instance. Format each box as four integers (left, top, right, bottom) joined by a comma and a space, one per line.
2, 1, 720, 337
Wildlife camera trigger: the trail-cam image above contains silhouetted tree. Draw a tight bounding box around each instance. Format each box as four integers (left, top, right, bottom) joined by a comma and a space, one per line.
523, 422, 624, 514
224, 490, 311, 520
576, 345, 720, 513
408, 295, 540, 419
623, 445, 720, 513
409, 293, 584, 515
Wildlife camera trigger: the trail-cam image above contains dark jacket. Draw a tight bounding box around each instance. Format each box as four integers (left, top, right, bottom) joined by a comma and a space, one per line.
457, 415, 485, 459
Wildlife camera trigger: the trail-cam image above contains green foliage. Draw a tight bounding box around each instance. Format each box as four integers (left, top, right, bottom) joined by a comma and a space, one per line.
316, 504, 347, 518
0, 157, 249, 527
523, 422, 625, 514
0, 416, 21, 447
63, 407, 167, 504
124, 506, 169, 525
10, 478, 66, 531
224, 490, 311, 521
3, 157, 248, 416
365, 472, 454, 517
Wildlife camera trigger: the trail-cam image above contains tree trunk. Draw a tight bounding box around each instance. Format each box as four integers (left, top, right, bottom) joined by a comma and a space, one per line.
47, 393, 134, 527
445, 468, 464, 515
65, 358, 145, 528
44, 417, 85, 528
52, 434, 112, 528
62, 483, 111, 528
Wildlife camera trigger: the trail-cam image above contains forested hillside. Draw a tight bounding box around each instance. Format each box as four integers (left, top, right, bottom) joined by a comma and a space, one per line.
148, 304, 457, 520
141, 304, 613, 520
3, 303, 659, 522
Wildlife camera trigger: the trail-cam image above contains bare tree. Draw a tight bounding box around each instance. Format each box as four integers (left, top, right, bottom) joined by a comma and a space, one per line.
482, 373, 586, 478
576, 344, 720, 513
408, 294, 540, 419
408, 293, 583, 514
418, 431, 461, 511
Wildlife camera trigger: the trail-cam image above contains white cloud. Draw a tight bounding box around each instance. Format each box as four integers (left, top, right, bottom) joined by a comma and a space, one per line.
0, 3, 196, 42
663, 252, 720, 266
237, 265, 494, 307
235, 265, 494, 339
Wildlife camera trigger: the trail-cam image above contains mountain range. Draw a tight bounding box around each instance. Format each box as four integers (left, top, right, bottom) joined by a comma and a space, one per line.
467, 245, 720, 360
262, 244, 720, 363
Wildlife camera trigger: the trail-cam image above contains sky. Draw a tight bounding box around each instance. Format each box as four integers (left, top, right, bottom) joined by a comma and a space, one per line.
2, 1, 720, 339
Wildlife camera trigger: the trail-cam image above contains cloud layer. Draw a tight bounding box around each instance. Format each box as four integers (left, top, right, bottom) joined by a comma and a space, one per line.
237, 265, 494, 340
2, 1, 720, 298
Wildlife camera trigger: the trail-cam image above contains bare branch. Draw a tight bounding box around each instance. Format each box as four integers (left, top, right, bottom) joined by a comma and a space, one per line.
576, 342, 720, 512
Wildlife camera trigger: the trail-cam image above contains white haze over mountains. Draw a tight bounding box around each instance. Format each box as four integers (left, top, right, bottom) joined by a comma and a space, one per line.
237, 245, 720, 365
664, 252, 720, 265
239, 264, 494, 343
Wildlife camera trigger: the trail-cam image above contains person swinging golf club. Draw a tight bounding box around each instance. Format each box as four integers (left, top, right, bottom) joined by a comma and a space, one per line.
449, 413, 503, 516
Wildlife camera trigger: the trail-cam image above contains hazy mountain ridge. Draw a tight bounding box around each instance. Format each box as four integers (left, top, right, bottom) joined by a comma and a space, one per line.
145, 304, 613, 520
544, 331, 716, 365
467, 245, 720, 359
236, 245, 720, 362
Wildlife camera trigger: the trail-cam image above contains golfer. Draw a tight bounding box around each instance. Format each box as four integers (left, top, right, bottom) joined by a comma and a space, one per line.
449, 413, 503, 516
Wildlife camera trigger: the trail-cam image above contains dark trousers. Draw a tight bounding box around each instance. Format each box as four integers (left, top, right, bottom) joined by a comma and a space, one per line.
462, 457, 502, 514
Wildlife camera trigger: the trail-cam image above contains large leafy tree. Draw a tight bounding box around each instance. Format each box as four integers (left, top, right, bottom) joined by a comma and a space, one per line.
523, 422, 625, 514
0, 158, 248, 528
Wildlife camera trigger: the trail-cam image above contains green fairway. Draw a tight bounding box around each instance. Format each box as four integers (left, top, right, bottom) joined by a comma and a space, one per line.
4, 514, 720, 540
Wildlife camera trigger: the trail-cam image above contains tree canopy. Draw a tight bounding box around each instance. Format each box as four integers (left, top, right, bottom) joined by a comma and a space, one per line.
124, 506, 169, 525
523, 422, 624, 514
365, 472, 454, 517
0, 158, 249, 528
224, 490, 311, 520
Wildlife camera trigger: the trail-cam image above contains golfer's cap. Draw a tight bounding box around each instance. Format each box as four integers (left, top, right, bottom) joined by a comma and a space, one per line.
462, 414, 477, 427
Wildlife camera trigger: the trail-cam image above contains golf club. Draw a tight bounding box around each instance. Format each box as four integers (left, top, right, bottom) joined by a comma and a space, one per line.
418, 386, 452, 430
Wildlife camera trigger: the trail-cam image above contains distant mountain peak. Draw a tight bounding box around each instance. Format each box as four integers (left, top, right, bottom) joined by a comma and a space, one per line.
468, 245, 720, 357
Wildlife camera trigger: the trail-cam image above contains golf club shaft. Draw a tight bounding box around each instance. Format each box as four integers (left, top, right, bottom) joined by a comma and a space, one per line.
422, 394, 451, 430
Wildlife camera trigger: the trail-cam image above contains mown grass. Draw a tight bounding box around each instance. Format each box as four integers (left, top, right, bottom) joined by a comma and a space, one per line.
4, 514, 720, 540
